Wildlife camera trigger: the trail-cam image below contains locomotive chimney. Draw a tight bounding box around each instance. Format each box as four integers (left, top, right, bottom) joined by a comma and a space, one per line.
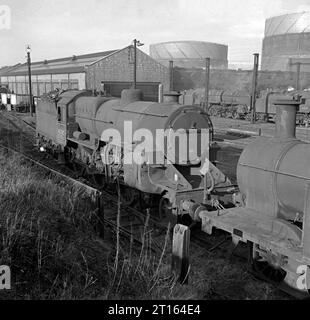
120, 89, 143, 106
273, 98, 301, 139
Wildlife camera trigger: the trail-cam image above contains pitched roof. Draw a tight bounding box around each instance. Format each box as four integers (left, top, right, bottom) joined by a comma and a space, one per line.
0, 49, 119, 77
0, 64, 22, 76
87, 45, 168, 69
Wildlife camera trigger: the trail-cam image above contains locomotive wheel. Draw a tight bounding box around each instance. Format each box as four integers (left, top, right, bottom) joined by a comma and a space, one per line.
248, 243, 287, 283
232, 111, 239, 119
89, 173, 106, 189
71, 162, 86, 178
248, 242, 310, 296
158, 197, 172, 220
120, 185, 138, 207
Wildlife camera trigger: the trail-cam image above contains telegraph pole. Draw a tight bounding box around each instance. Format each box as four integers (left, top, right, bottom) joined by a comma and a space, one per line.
133, 39, 144, 89
133, 39, 137, 89
169, 60, 174, 91
296, 62, 301, 91
251, 53, 259, 124
204, 57, 210, 113
26, 45, 33, 117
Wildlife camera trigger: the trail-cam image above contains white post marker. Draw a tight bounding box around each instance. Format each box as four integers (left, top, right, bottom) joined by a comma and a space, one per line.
171, 224, 190, 284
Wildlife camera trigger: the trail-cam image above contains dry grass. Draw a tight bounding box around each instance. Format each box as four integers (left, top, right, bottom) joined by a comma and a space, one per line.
0, 147, 289, 300
0, 151, 109, 299
0, 150, 190, 300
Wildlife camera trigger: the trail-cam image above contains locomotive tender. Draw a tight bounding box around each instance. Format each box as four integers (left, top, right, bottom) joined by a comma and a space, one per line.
36, 89, 233, 216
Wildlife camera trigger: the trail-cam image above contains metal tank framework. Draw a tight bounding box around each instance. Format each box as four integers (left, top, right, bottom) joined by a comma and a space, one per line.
261, 12, 310, 71
149, 41, 228, 69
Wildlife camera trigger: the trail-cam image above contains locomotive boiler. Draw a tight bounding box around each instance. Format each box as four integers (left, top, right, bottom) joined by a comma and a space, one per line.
182, 97, 310, 294
36, 89, 233, 217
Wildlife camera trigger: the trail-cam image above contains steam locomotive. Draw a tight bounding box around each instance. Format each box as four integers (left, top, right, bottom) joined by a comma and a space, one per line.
36, 88, 310, 295
180, 97, 310, 295
181, 88, 310, 124
36, 89, 234, 217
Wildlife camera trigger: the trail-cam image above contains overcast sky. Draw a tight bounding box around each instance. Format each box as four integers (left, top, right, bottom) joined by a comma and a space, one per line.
1, 0, 310, 69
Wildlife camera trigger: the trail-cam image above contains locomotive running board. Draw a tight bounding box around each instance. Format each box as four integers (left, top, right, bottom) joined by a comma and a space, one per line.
198, 207, 310, 266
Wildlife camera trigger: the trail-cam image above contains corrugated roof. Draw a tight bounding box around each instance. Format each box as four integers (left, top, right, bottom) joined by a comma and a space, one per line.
0, 64, 22, 76
0, 49, 119, 77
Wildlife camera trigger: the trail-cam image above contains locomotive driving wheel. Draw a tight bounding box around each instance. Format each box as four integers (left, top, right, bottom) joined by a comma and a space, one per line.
232, 111, 239, 119
158, 197, 172, 220
248, 243, 287, 283
120, 185, 139, 207
89, 173, 106, 189
248, 242, 310, 297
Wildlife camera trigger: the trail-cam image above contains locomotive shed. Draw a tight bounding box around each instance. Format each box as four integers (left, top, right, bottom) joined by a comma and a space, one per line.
0, 46, 170, 105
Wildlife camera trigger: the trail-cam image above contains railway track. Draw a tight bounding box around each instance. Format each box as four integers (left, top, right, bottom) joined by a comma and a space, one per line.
0, 112, 237, 255
0, 111, 295, 300
0, 139, 168, 253
0, 130, 225, 255
0, 112, 169, 254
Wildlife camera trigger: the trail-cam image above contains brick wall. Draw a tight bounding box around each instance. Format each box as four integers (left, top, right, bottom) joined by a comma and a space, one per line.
86, 47, 169, 92
173, 67, 310, 92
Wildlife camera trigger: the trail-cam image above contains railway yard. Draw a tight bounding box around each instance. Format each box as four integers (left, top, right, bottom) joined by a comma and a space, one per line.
0, 109, 299, 300
1, 2, 310, 306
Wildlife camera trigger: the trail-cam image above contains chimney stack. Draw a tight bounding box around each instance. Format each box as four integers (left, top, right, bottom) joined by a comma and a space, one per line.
274, 98, 301, 139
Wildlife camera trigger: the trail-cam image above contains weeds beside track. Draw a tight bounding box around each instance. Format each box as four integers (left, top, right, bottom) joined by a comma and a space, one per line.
0, 111, 289, 300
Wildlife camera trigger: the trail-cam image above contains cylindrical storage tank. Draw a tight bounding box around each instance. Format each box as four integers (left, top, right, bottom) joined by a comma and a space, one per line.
237, 99, 310, 220
261, 12, 310, 71
150, 41, 228, 69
